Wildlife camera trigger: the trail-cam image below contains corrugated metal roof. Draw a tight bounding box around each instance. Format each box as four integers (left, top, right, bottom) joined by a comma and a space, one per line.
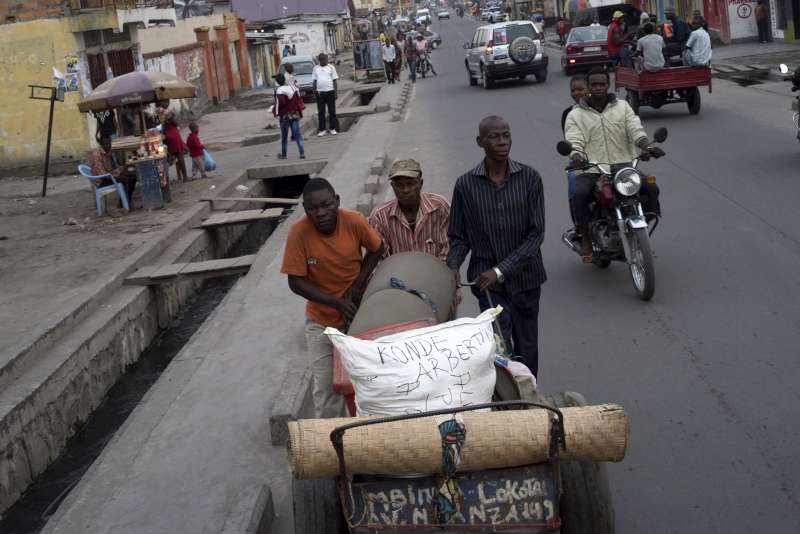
232, 0, 348, 22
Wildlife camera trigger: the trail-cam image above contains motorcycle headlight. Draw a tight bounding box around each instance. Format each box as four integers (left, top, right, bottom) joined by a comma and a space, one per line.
613, 168, 642, 196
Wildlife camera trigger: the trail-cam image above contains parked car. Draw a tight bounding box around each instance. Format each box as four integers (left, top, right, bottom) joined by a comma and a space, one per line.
407, 29, 442, 49
465, 20, 548, 89
561, 25, 611, 74
437, 9, 450, 19
278, 55, 318, 99
425, 29, 442, 48
485, 7, 503, 23
416, 8, 431, 24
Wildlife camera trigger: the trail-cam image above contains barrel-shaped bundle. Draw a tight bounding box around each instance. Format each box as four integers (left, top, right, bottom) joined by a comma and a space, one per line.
347, 289, 436, 335
288, 404, 629, 479
357, 251, 456, 327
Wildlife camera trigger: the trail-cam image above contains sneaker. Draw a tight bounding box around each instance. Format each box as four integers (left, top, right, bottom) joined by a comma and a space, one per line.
317, 130, 328, 137
299, 154, 306, 159
330, 129, 338, 136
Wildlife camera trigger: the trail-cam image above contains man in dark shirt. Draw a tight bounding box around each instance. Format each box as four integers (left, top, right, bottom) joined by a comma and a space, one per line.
664, 7, 690, 60
446, 116, 546, 376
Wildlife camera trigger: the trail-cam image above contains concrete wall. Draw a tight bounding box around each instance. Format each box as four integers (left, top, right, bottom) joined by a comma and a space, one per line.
0, 18, 92, 172
136, 13, 226, 54
280, 21, 337, 58
144, 44, 210, 115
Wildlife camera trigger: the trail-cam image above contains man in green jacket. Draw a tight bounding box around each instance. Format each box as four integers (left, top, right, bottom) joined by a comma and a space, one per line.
564, 68, 664, 261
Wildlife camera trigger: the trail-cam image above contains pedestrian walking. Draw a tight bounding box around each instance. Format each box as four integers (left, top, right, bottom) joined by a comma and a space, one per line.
755, 0, 771, 43
283, 44, 291, 58
446, 116, 546, 377
186, 122, 208, 179
393, 38, 403, 81
272, 73, 306, 160
405, 34, 418, 82
312, 53, 339, 137
163, 116, 188, 182
291, 44, 297, 55
383, 39, 396, 83
281, 178, 384, 417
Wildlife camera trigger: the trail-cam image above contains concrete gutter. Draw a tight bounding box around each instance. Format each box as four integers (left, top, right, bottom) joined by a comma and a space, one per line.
40, 80, 407, 534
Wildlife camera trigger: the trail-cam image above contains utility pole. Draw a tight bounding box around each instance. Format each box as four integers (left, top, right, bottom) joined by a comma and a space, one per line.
28, 85, 63, 198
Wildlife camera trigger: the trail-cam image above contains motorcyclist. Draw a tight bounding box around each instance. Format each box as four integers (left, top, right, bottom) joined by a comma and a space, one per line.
414, 33, 437, 76
564, 68, 665, 262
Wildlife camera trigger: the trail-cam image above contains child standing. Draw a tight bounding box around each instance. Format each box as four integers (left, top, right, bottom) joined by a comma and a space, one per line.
162, 116, 187, 182
186, 122, 208, 179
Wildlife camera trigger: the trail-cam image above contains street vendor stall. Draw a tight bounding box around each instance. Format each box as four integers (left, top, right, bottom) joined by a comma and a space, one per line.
77, 71, 197, 210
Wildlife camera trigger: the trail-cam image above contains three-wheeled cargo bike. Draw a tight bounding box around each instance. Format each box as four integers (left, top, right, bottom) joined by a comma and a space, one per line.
615, 65, 712, 115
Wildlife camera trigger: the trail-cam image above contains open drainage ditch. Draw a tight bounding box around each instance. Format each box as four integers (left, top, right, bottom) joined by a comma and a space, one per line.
0, 172, 310, 534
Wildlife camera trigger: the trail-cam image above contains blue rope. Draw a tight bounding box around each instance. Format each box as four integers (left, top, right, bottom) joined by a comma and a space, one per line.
434, 418, 466, 521
389, 277, 438, 313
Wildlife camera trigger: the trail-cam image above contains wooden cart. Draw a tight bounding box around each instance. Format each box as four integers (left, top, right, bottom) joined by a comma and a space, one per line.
615, 65, 712, 115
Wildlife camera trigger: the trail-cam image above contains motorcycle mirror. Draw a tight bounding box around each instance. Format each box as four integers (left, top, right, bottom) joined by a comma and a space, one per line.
779, 63, 790, 74
653, 127, 668, 143
556, 140, 573, 156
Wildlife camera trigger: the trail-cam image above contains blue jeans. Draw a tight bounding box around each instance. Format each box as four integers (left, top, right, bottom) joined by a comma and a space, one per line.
280, 117, 304, 156
474, 286, 541, 377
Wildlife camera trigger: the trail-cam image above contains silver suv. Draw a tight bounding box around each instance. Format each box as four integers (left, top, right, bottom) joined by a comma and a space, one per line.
464, 21, 548, 89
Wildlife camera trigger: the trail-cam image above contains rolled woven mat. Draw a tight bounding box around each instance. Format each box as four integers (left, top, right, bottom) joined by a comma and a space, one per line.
288, 404, 628, 479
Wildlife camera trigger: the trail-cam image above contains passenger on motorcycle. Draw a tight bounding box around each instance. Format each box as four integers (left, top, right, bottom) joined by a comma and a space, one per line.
564, 68, 664, 262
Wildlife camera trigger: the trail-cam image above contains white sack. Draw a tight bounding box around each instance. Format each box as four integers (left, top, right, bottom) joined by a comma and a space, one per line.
325, 307, 500, 416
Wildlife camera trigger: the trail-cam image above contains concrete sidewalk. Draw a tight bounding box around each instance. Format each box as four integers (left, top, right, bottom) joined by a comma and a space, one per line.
39, 78, 407, 534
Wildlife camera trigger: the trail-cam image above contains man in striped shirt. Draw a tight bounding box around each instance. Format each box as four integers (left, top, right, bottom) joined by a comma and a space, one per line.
447, 116, 546, 376
369, 159, 450, 261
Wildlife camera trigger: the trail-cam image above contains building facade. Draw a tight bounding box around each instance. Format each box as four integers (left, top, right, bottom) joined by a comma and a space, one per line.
0, 2, 253, 172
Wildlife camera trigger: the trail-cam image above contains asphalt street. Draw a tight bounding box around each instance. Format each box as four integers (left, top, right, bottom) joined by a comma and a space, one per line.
394, 16, 800, 534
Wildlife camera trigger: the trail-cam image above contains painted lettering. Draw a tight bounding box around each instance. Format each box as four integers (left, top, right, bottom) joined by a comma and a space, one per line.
469, 504, 487, 522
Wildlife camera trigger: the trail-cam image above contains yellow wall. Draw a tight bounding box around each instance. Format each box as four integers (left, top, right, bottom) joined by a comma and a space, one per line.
0, 18, 91, 171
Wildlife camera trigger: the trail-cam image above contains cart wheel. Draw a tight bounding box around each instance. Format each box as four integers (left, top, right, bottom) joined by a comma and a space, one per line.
292, 478, 348, 534
547, 392, 615, 534
687, 87, 701, 115
626, 89, 640, 115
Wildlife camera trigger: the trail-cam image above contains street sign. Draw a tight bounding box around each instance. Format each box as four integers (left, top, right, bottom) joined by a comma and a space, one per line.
28, 85, 60, 197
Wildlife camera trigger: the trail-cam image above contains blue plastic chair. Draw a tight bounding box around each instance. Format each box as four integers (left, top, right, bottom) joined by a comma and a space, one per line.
78, 164, 129, 216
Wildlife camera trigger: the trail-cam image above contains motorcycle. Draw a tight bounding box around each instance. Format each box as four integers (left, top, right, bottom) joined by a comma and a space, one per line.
556, 127, 668, 301
779, 63, 800, 142
416, 51, 436, 78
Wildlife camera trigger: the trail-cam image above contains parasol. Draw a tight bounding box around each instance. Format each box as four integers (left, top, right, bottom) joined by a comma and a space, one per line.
77, 71, 196, 112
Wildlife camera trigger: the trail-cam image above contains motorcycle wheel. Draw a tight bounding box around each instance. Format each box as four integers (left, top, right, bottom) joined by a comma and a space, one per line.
628, 227, 655, 301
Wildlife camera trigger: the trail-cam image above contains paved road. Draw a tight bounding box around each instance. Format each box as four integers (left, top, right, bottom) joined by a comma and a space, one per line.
395, 16, 800, 534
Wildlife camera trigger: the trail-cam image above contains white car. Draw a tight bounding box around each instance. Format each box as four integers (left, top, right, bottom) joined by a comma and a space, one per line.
437, 9, 450, 19
416, 8, 431, 24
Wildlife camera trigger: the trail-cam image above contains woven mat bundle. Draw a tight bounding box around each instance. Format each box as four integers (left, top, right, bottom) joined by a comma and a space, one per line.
288, 404, 628, 479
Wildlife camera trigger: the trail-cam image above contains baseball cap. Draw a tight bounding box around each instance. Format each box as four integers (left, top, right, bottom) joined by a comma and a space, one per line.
389, 159, 422, 179
613, 10, 624, 19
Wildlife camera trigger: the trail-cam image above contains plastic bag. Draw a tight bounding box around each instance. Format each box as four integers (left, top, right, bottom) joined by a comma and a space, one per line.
325, 307, 500, 416
203, 149, 216, 172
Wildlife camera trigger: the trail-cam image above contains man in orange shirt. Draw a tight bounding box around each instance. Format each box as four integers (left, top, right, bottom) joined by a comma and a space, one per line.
281, 178, 384, 417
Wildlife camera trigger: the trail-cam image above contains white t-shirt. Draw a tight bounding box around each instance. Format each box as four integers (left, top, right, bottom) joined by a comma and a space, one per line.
636, 34, 665, 72
382, 44, 396, 62
312, 64, 338, 92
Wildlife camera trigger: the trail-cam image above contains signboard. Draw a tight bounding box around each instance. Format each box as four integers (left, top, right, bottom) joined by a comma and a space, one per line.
727, 0, 758, 40
347, 464, 559, 531
353, 39, 384, 71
